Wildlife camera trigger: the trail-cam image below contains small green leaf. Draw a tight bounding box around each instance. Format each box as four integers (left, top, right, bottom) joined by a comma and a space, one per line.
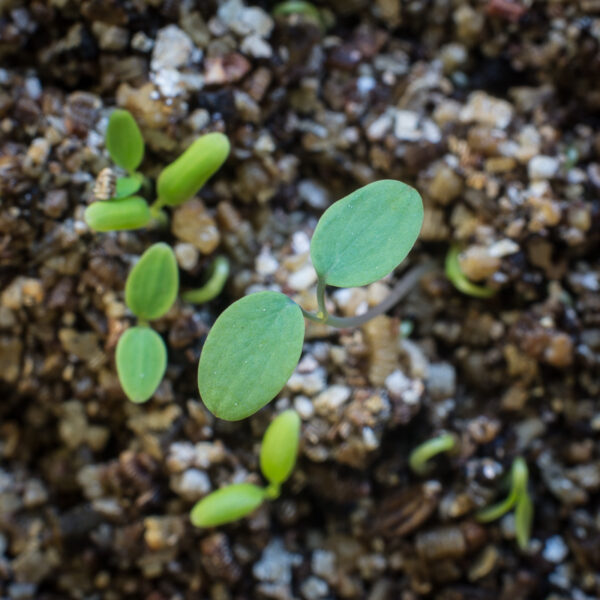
310, 180, 424, 288
84, 196, 151, 232
260, 410, 301, 486
106, 109, 144, 172
445, 246, 496, 299
116, 326, 166, 403
514, 492, 533, 550
114, 175, 143, 198
157, 132, 230, 207
408, 433, 456, 476
190, 483, 265, 527
198, 292, 305, 421
125, 243, 179, 320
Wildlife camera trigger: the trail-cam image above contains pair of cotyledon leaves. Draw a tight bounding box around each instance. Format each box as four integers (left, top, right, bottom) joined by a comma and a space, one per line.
198, 179, 424, 421
85, 109, 230, 232
116, 243, 179, 403
190, 409, 301, 527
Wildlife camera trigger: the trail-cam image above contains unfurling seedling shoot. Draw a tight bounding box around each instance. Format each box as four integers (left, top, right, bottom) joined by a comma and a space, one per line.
198, 180, 424, 421
476, 457, 533, 550
409, 433, 457, 476
191, 410, 301, 527
116, 243, 178, 403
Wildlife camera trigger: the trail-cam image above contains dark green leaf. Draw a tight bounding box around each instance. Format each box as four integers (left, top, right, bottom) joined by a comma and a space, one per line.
106, 109, 144, 172
114, 175, 143, 198
116, 326, 166, 403
157, 132, 230, 206
310, 180, 424, 288
260, 410, 301, 485
125, 243, 179, 320
198, 292, 305, 421
84, 196, 151, 232
190, 483, 265, 527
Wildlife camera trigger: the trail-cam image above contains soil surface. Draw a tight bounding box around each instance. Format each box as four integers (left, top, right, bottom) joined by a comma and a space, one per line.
1, 1, 600, 599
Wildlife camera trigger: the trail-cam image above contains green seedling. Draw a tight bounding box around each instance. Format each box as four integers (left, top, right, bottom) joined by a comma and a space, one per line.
191, 410, 301, 527
116, 243, 179, 403
476, 457, 533, 550
198, 180, 424, 421
272, 1, 324, 27
445, 245, 496, 298
85, 109, 229, 232
181, 256, 230, 304
409, 433, 457, 476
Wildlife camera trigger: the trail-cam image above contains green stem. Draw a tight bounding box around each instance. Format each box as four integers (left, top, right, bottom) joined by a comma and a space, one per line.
302, 264, 430, 329
316, 276, 328, 319
182, 256, 230, 304
409, 432, 457, 476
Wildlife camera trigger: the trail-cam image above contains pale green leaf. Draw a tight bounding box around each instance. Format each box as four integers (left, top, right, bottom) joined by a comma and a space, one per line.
125, 243, 179, 321
116, 326, 166, 403
515, 492, 533, 550
198, 292, 305, 421
106, 109, 144, 172
84, 196, 151, 232
157, 132, 230, 206
310, 180, 424, 288
190, 483, 265, 527
260, 410, 301, 486
114, 175, 143, 198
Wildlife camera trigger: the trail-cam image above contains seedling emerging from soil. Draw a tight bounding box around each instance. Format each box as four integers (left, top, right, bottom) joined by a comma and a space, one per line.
181, 256, 230, 304
476, 457, 533, 550
84, 109, 229, 232
198, 180, 424, 421
409, 433, 457, 475
445, 245, 496, 298
116, 243, 178, 403
191, 410, 301, 527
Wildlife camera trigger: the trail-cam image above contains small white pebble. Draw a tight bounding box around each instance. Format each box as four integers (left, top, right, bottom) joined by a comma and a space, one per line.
543, 535, 569, 563
528, 155, 559, 180
174, 242, 199, 271
293, 395, 314, 419
288, 265, 318, 291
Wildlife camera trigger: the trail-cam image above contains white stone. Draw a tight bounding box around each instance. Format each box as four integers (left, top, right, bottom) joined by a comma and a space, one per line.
175, 243, 199, 271
151, 25, 194, 71
313, 385, 351, 415
460, 92, 513, 129
294, 395, 315, 419
394, 110, 421, 141
256, 247, 279, 276
288, 265, 318, 291
528, 155, 559, 180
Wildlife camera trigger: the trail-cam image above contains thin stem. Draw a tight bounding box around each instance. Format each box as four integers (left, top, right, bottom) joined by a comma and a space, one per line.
182, 256, 230, 304
316, 276, 328, 319
409, 432, 457, 476
302, 264, 430, 329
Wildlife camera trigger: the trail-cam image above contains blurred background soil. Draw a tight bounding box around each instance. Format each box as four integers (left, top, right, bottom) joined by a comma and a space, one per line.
0, 1, 599, 598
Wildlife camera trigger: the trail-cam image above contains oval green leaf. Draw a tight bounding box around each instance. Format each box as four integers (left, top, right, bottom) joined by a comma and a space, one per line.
116, 326, 166, 403
115, 175, 143, 198
310, 180, 424, 288
260, 410, 301, 486
198, 292, 305, 421
157, 132, 230, 207
125, 243, 179, 321
84, 196, 151, 232
106, 109, 144, 172
190, 483, 265, 527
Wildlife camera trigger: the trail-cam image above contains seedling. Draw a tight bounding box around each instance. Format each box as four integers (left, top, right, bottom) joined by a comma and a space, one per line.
445, 245, 496, 298
116, 243, 179, 403
191, 410, 301, 527
272, 1, 324, 28
409, 433, 457, 476
84, 109, 229, 232
476, 457, 533, 550
181, 256, 230, 304
197, 180, 424, 421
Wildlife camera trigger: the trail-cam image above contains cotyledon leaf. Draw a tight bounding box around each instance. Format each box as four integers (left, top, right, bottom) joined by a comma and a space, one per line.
310, 180, 424, 288
125, 243, 179, 321
198, 291, 305, 421
116, 326, 166, 403
190, 483, 265, 527
114, 175, 143, 198
84, 196, 150, 232
106, 109, 144, 172
260, 410, 301, 486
